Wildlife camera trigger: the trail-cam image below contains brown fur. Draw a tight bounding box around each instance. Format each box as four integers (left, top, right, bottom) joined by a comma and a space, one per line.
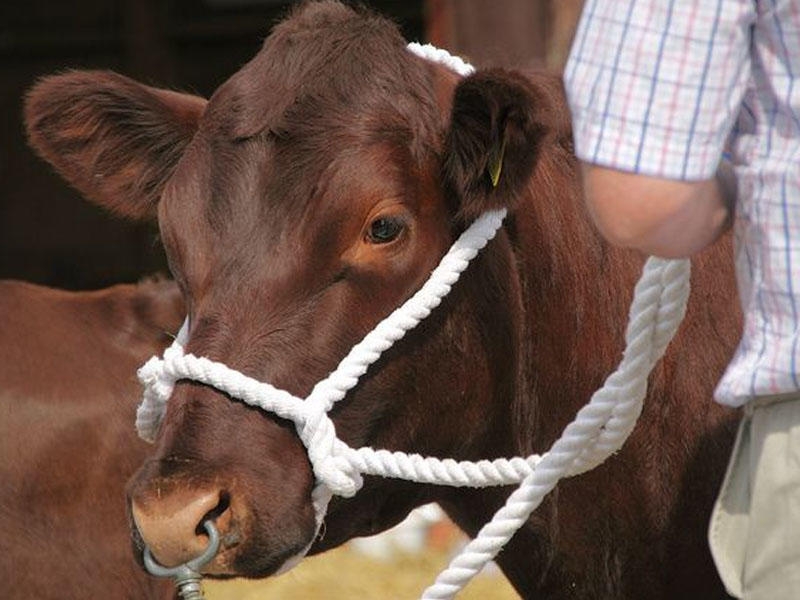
0, 279, 183, 599
24, 71, 206, 220
24, 2, 741, 597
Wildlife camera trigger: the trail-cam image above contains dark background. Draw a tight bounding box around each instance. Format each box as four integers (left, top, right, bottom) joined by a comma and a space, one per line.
0, 0, 581, 290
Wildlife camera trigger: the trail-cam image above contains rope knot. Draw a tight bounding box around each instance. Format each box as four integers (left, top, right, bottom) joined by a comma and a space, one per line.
299, 405, 363, 497
136, 355, 178, 443
137, 355, 165, 388
317, 455, 363, 498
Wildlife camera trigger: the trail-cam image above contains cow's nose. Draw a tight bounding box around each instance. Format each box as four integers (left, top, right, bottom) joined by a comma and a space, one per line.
131, 488, 231, 568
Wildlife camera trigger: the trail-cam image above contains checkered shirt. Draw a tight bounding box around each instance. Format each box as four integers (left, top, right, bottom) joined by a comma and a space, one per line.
565, 0, 800, 406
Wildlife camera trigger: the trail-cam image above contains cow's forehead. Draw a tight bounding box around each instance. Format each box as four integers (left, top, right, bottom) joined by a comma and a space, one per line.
158, 3, 447, 278
199, 4, 439, 145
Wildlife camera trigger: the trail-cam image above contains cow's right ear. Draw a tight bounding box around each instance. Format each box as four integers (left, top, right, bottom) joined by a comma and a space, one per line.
442, 69, 563, 223
24, 70, 206, 220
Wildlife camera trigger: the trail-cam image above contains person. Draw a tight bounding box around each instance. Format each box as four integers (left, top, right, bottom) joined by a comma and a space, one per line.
563, 1, 800, 598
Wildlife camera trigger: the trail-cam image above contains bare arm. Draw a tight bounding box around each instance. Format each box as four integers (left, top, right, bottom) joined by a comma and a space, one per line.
580, 161, 736, 258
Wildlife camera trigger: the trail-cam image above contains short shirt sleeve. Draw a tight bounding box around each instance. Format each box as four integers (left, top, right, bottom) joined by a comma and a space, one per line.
564, 0, 754, 181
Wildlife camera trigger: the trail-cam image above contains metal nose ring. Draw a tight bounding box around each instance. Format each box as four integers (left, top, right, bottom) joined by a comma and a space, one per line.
143, 519, 220, 600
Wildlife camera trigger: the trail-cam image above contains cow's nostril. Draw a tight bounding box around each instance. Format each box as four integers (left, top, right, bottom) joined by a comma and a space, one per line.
196, 491, 230, 536
131, 487, 230, 569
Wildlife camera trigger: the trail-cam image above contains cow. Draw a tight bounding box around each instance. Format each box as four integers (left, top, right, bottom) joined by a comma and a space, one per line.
23, 2, 742, 598
0, 278, 182, 599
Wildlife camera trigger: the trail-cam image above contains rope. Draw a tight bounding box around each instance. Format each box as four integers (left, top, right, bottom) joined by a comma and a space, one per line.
420, 258, 689, 599
135, 43, 692, 599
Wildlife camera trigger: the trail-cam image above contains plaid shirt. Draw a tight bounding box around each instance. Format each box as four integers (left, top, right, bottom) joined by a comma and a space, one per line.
565, 0, 800, 406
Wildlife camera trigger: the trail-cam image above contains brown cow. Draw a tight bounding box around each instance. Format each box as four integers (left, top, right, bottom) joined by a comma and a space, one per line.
23, 2, 741, 598
0, 279, 181, 599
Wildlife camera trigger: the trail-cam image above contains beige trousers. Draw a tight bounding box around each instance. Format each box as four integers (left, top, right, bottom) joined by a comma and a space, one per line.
709, 392, 800, 599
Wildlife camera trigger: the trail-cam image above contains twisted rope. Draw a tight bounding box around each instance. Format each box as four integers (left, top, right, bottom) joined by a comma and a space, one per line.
420, 257, 689, 599
135, 43, 693, 599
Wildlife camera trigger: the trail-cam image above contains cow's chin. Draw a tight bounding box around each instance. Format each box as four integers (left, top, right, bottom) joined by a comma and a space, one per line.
209, 496, 319, 579
201, 533, 313, 580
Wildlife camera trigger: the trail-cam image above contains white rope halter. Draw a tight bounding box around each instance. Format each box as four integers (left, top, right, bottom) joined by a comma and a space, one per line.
136, 43, 691, 599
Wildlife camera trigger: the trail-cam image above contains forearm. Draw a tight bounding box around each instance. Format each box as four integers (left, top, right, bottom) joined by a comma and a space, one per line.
580, 161, 736, 258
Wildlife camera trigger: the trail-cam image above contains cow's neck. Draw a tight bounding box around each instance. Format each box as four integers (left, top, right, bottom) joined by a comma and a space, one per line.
441, 157, 645, 596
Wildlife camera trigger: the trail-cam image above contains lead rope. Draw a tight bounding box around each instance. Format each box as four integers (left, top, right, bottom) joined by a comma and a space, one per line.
136, 44, 691, 600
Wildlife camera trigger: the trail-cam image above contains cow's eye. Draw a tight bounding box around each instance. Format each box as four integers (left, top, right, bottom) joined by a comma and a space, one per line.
366, 216, 404, 244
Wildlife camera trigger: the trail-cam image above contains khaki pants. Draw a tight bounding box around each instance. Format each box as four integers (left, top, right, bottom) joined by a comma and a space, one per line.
709, 392, 800, 599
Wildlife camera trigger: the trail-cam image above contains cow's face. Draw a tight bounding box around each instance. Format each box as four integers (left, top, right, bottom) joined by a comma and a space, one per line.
25, 1, 548, 579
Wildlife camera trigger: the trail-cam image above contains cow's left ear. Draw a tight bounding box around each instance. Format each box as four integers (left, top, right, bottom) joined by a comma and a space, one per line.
442, 69, 552, 222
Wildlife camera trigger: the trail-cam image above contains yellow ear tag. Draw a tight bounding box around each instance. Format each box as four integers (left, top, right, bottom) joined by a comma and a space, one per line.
488, 136, 506, 188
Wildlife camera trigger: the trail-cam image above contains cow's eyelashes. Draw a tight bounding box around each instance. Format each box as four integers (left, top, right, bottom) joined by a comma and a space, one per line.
366, 216, 405, 244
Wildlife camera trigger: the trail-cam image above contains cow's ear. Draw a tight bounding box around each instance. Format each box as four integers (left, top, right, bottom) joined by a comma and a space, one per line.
442, 69, 553, 222
24, 70, 206, 220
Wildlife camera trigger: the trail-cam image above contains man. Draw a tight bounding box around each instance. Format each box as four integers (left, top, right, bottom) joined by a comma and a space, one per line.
564, 1, 800, 598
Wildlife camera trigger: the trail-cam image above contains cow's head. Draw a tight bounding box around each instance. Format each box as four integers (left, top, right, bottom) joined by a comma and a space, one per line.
25, 1, 561, 578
